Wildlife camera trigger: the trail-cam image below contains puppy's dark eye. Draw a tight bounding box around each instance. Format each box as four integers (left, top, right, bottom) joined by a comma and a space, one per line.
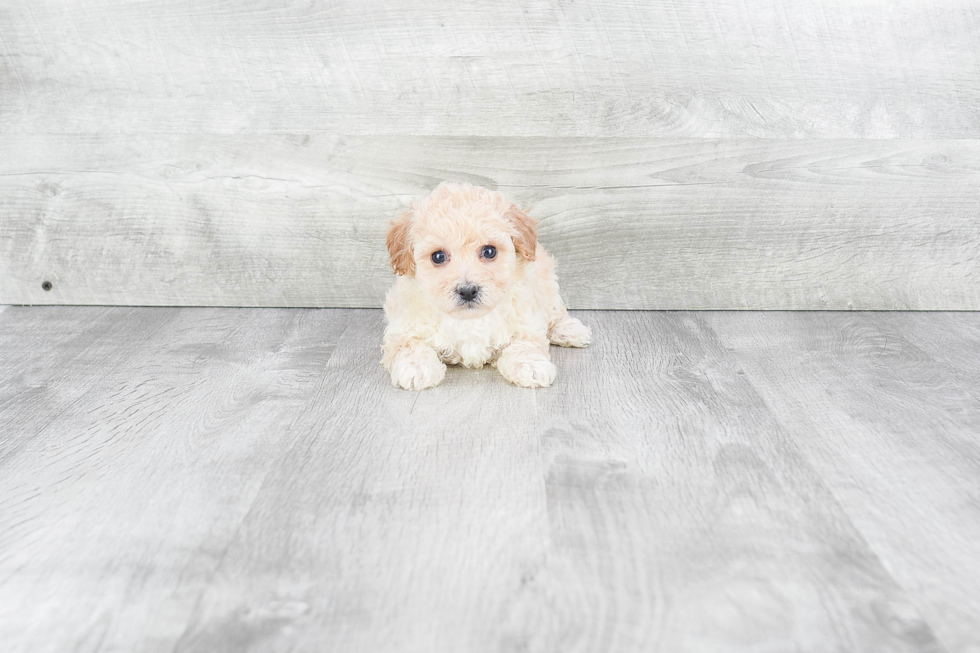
481, 245, 497, 259
431, 250, 447, 265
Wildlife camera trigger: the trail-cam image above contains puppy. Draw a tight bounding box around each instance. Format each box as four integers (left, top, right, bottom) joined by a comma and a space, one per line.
382, 182, 590, 390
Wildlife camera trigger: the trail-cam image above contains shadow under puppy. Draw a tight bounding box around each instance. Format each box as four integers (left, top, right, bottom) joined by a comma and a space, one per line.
382, 182, 591, 390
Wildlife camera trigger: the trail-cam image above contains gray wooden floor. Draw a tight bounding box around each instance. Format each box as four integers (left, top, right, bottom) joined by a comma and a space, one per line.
1, 307, 978, 653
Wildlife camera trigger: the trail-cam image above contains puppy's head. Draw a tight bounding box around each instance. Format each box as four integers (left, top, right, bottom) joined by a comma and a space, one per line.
386, 182, 537, 319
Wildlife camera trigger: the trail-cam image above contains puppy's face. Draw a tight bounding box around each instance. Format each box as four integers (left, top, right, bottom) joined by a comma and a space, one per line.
386, 183, 537, 320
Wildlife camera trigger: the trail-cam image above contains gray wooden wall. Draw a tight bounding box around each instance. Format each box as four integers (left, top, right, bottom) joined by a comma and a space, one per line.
2, 0, 978, 309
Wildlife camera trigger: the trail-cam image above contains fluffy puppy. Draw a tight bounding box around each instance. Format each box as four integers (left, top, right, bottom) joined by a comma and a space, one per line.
382, 182, 590, 390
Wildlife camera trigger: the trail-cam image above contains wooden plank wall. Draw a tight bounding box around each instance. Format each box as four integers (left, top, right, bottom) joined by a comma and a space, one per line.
1, 0, 978, 309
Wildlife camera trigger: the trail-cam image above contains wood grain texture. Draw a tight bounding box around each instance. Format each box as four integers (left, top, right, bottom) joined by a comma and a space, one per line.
3, 0, 979, 309
501, 311, 943, 653
5, 307, 978, 652
877, 312, 980, 390
707, 312, 980, 653
173, 311, 550, 653
1, 0, 979, 137
2, 135, 979, 309
0, 306, 352, 652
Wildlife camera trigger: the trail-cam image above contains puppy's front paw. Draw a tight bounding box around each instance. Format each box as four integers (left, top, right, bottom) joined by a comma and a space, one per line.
497, 353, 557, 388
549, 316, 591, 348
389, 347, 446, 391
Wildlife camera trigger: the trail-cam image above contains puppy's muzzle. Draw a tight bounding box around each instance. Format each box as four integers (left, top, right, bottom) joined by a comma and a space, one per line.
456, 284, 481, 304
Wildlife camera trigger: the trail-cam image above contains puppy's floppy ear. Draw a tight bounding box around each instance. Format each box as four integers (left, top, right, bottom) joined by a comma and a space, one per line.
386, 207, 416, 276
506, 204, 538, 261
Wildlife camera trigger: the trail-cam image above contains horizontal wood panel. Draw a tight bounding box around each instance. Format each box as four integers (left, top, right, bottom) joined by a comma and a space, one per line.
1, 0, 979, 137
2, 135, 978, 309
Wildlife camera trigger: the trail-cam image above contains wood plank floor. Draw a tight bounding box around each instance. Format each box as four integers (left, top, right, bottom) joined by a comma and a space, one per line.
1, 307, 978, 653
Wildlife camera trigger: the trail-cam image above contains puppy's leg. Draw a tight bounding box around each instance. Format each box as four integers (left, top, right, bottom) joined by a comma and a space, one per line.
385, 341, 446, 391
548, 313, 591, 348
496, 338, 556, 388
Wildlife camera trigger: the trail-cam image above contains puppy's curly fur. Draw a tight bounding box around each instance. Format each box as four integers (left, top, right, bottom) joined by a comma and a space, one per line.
382, 182, 590, 390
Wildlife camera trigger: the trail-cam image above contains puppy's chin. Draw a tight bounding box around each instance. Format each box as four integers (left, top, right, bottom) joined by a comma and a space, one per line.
444, 302, 495, 320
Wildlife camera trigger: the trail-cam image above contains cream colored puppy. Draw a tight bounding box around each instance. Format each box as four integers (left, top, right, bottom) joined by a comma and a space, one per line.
382, 182, 590, 390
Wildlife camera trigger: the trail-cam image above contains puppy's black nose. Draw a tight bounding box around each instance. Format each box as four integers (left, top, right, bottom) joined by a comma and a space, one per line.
457, 284, 480, 303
